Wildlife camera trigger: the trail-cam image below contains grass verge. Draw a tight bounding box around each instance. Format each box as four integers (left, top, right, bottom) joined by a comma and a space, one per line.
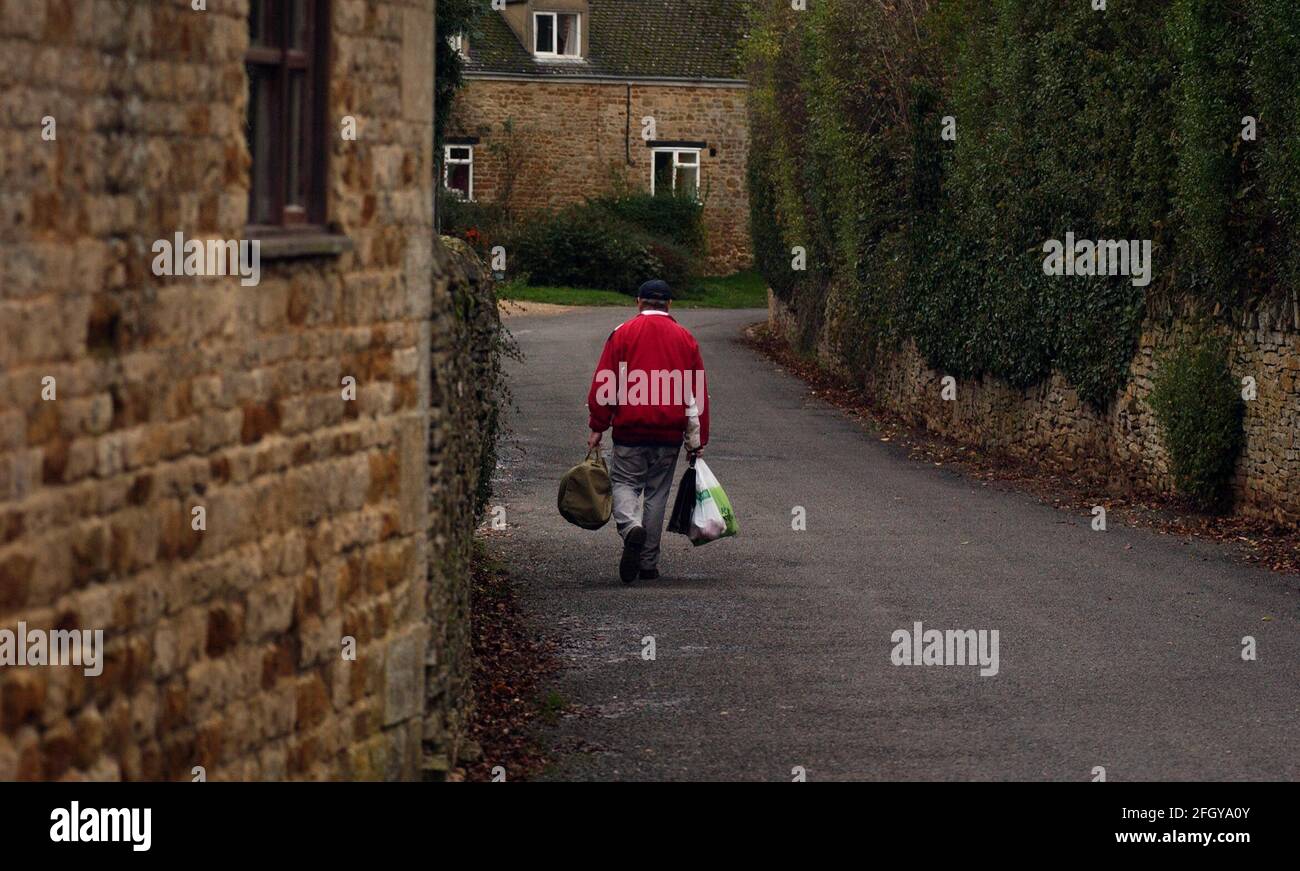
498, 270, 768, 309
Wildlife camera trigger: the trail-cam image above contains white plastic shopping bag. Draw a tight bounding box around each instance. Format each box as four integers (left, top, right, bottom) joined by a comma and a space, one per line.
689, 458, 738, 546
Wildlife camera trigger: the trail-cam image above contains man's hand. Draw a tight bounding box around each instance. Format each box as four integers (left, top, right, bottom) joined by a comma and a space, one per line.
587, 430, 603, 451
687, 445, 704, 460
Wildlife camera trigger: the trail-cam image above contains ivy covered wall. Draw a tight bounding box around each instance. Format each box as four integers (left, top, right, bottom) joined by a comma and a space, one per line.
748, 0, 1300, 407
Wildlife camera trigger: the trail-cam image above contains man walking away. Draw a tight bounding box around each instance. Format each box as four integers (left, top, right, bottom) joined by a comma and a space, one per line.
586, 280, 709, 583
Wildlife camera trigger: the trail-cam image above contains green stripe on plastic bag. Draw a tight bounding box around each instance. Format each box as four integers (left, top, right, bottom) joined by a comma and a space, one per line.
689, 459, 738, 546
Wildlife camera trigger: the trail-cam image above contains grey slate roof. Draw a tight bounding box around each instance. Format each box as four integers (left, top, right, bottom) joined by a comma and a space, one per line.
464, 0, 750, 81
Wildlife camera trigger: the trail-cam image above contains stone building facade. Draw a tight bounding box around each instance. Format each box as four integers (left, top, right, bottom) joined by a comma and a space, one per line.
0, 0, 496, 781
446, 0, 752, 274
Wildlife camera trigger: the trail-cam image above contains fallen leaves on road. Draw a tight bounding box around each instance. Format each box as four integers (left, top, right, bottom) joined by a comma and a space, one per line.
460, 541, 562, 782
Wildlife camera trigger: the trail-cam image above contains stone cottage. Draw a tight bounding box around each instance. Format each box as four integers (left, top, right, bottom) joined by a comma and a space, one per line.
0, 0, 496, 781
446, 0, 753, 274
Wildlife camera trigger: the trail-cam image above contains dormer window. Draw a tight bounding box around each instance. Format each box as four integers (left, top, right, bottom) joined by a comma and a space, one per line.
534, 11, 580, 58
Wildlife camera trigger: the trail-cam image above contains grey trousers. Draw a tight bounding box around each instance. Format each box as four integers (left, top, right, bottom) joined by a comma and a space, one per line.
609, 444, 681, 570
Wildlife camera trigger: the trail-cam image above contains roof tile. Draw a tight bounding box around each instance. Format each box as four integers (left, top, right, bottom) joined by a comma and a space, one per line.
464, 0, 750, 80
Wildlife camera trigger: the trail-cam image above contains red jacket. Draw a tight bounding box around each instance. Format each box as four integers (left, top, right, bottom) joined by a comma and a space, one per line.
587, 311, 710, 447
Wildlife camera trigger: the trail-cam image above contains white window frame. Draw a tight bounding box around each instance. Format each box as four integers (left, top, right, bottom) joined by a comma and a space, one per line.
443, 144, 474, 201
533, 11, 581, 59
650, 147, 702, 199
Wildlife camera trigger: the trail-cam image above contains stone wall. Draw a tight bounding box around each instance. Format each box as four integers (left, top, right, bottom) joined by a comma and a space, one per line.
450, 77, 752, 274
422, 237, 502, 777
0, 0, 494, 781
770, 293, 1300, 528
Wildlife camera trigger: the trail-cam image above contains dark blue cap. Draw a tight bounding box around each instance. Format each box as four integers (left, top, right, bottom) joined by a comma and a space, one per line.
637, 279, 673, 301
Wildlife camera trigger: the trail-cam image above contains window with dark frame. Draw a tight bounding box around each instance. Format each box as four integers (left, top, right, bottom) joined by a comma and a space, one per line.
651, 148, 700, 199
246, 0, 330, 230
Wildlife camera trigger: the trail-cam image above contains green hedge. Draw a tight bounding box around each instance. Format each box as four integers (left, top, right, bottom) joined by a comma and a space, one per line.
439, 192, 508, 259
445, 192, 705, 295
510, 202, 697, 296
1150, 332, 1244, 509
748, 0, 1300, 407
588, 191, 706, 254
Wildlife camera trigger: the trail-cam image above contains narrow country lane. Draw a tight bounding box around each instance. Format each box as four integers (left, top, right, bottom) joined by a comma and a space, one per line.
490, 306, 1299, 782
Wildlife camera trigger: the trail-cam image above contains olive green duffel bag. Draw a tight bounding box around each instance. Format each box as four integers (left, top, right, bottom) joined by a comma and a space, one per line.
557, 448, 613, 530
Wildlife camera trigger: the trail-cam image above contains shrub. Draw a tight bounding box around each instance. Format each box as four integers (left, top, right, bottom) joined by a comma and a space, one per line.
510, 203, 696, 295
643, 237, 696, 291
589, 191, 706, 253
439, 193, 508, 259
1149, 333, 1244, 509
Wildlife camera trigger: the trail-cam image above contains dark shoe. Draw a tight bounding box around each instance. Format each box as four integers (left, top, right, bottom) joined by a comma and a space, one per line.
638, 568, 659, 581
619, 526, 646, 584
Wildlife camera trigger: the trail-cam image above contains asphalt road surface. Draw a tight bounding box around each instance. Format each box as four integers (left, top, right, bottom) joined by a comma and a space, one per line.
490, 306, 1299, 781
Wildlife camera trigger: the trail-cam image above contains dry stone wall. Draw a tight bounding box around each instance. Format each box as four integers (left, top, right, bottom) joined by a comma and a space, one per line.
770, 293, 1300, 528
422, 237, 502, 777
